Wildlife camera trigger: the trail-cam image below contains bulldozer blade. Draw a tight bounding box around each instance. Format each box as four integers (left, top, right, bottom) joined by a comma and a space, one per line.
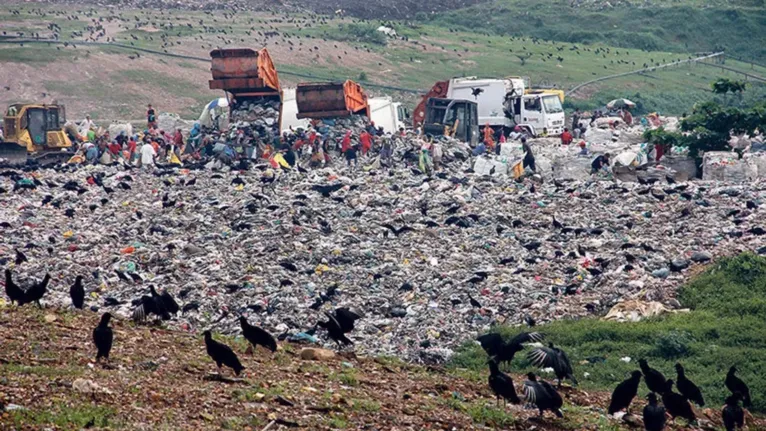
0, 143, 29, 166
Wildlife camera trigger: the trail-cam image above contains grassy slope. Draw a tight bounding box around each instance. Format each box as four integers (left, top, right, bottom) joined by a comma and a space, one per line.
450, 254, 766, 416
1, 4, 766, 119
432, 0, 766, 62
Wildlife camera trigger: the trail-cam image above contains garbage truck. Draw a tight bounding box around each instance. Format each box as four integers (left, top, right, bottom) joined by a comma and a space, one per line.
208, 48, 283, 130
296, 80, 370, 119
0, 103, 73, 165
369, 97, 409, 133
413, 77, 565, 136
422, 98, 478, 145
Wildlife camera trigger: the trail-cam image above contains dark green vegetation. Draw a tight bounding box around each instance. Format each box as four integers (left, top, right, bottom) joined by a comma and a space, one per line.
431, 0, 766, 62
643, 80, 766, 158
450, 254, 766, 413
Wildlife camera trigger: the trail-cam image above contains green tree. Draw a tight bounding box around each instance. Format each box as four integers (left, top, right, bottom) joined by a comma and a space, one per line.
712, 78, 747, 95
644, 81, 766, 159
680, 100, 766, 158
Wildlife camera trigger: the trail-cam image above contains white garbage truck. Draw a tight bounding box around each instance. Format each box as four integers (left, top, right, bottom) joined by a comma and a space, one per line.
413, 76, 565, 136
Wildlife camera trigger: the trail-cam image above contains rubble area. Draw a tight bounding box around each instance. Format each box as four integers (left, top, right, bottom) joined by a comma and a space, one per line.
3, 129, 766, 365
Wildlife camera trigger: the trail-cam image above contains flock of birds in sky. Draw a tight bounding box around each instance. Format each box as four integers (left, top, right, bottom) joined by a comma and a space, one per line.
3, 260, 755, 429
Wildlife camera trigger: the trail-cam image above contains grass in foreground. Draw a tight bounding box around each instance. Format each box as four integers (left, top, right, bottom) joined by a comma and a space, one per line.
449, 253, 766, 413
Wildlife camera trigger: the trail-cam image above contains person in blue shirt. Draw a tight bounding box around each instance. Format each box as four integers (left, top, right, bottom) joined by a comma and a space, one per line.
472, 141, 487, 156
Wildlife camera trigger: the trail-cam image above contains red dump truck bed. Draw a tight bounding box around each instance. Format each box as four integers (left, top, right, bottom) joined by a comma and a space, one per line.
296, 80, 370, 119
208, 48, 280, 98
412, 80, 449, 128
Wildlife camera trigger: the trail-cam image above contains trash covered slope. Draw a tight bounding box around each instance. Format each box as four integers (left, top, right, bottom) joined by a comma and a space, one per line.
1, 160, 765, 364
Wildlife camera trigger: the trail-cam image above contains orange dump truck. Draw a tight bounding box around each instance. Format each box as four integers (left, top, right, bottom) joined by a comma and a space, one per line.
296, 80, 370, 119
208, 48, 283, 129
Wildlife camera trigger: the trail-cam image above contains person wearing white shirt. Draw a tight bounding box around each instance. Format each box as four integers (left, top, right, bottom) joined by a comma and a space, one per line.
140, 143, 156, 169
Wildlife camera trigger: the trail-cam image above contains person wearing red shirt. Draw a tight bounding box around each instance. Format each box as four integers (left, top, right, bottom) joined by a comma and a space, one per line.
560, 128, 573, 145
173, 128, 184, 147
341, 130, 352, 153
127, 137, 137, 162
108, 141, 122, 157
360, 130, 372, 156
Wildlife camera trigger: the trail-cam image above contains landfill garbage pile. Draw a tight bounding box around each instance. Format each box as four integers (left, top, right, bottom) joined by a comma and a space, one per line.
311, 115, 370, 137
2, 141, 766, 365
230, 100, 281, 136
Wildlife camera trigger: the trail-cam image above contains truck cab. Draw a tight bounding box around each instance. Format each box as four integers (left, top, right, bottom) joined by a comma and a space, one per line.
505, 92, 565, 136
369, 97, 409, 133
423, 98, 478, 145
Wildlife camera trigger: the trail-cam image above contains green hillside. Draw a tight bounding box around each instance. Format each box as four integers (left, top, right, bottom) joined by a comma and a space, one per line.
0, 2, 764, 119
430, 0, 766, 63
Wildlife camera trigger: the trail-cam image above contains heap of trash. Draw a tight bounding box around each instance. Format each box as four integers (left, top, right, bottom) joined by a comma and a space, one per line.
3, 137, 766, 364
230, 99, 281, 134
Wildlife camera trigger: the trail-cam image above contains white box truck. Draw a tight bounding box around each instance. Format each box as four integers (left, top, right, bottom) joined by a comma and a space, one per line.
369, 97, 409, 133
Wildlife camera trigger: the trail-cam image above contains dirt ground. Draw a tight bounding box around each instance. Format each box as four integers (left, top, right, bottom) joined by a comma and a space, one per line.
0, 47, 218, 121
1, 307, 761, 431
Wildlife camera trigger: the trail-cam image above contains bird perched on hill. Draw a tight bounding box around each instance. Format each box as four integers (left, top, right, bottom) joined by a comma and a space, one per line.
70, 275, 84, 309
15, 250, 28, 266
608, 371, 641, 415
643, 393, 666, 431
4, 269, 26, 305
19, 273, 50, 307
93, 312, 113, 363
312, 183, 343, 197
477, 332, 544, 368
662, 379, 695, 423
203, 330, 244, 376
523, 373, 563, 418
639, 359, 667, 394
725, 366, 752, 408
722, 392, 745, 431
675, 363, 704, 406
317, 307, 361, 348
528, 343, 577, 387
132, 285, 177, 322
488, 359, 520, 406
239, 316, 277, 353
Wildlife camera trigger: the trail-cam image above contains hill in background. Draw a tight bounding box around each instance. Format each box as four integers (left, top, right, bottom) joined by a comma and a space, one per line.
0, 0, 764, 121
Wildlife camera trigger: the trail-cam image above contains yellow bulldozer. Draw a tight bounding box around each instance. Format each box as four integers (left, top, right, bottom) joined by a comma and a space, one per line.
1, 103, 74, 165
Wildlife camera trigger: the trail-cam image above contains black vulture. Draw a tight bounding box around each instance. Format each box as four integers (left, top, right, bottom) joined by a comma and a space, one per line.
725, 366, 752, 408
643, 393, 666, 431
661, 379, 695, 423
523, 373, 563, 418
639, 359, 667, 394
240, 316, 277, 353
203, 330, 244, 376
528, 343, 577, 387
93, 313, 114, 362
722, 392, 745, 431
488, 359, 520, 406
608, 371, 641, 414
70, 275, 84, 309
675, 363, 704, 406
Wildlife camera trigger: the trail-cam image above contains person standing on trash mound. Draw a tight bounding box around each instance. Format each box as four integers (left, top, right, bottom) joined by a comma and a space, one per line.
522, 137, 536, 172
147, 104, 157, 129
